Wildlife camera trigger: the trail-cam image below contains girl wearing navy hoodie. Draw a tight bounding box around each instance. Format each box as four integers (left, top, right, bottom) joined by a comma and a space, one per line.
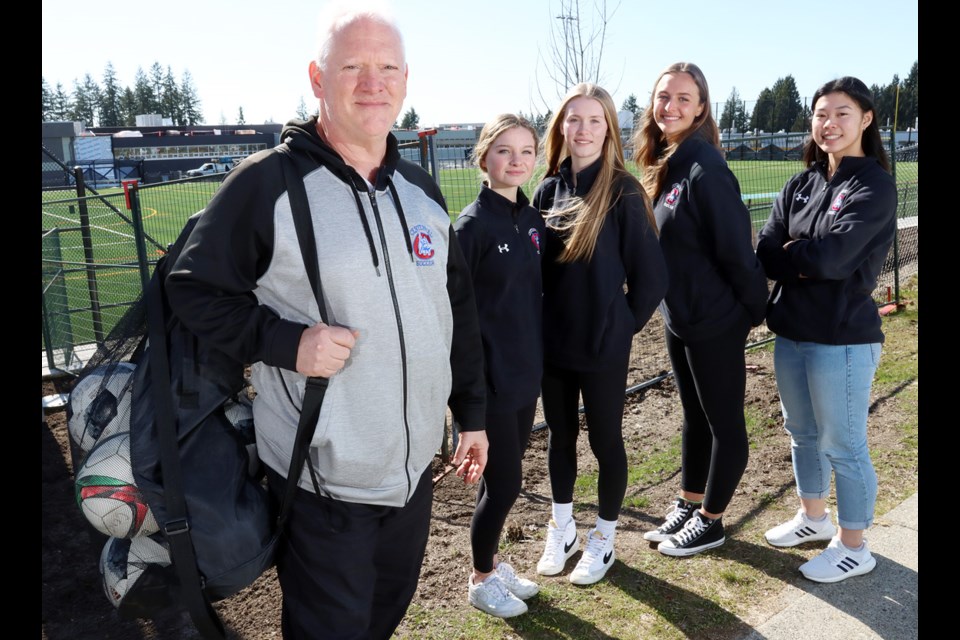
633, 63, 769, 557
454, 115, 544, 618
757, 77, 896, 583
533, 84, 667, 586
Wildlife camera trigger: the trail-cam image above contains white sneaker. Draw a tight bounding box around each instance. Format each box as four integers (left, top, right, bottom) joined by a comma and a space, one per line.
537, 518, 579, 576
495, 562, 539, 600
764, 509, 838, 548
569, 529, 615, 585
468, 574, 528, 618
799, 537, 876, 583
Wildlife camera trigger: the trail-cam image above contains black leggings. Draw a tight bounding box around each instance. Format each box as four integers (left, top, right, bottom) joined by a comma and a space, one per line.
665, 319, 750, 515
541, 358, 629, 522
470, 402, 537, 572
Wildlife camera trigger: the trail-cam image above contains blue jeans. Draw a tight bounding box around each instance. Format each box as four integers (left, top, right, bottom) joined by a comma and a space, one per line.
774, 337, 881, 530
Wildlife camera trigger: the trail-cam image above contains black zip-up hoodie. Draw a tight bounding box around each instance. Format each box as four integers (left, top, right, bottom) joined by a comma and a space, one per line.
757, 155, 896, 345
533, 157, 668, 371
166, 117, 485, 506
454, 184, 545, 412
653, 133, 769, 341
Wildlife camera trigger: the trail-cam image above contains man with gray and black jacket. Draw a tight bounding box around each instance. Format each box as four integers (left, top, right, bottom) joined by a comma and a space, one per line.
165, 5, 488, 638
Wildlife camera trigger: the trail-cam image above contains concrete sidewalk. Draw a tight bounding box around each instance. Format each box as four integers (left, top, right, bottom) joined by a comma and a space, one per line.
742, 493, 918, 640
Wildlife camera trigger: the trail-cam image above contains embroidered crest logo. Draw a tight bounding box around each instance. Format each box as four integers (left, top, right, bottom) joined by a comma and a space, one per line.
409, 225, 435, 266
829, 190, 849, 214
528, 228, 541, 254
664, 183, 683, 209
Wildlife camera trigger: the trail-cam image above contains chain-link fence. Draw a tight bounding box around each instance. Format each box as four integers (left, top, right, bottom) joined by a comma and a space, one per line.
41, 170, 225, 373
42, 186, 144, 372
42, 133, 918, 376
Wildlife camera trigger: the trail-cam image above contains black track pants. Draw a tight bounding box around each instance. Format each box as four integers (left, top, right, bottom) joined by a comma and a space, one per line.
267, 466, 432, 640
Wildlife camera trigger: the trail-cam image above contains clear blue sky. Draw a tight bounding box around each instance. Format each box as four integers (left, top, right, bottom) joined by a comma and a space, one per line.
42, 0, 918, 127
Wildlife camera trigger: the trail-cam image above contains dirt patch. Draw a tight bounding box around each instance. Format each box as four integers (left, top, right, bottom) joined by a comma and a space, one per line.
41, 319, 912, 639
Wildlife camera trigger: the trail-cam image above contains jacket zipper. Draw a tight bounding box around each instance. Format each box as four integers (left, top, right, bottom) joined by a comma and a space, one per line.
366, 189, 414, 502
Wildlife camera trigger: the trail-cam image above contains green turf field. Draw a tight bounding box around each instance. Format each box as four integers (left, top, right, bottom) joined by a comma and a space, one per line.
42, 179, 221, 359
41, 160, 919, 363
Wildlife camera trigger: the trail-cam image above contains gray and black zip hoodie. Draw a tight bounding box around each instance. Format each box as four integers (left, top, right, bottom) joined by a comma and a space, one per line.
166, 117, 485, 507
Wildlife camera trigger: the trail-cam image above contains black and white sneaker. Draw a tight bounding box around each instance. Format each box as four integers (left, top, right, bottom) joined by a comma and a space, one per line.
643, 498, 698, 543
658, 512, 725, 557
537, 518, 579, 575
569, 528, 615, 585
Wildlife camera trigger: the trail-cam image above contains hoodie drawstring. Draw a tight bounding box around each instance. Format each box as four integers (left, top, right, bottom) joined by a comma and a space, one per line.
387, 177, 414, 261
348, 178, 382, 276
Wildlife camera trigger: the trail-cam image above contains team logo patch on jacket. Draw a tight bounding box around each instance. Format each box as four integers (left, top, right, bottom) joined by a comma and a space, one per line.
528, 228, 541, 254
829, 190, 849, 214
664, 183, 683, 209
410, 225, 436, 266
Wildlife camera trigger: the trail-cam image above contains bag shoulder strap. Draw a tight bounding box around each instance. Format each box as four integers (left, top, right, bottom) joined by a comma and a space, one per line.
276, 146, 330, 529
146, 275, 226, 640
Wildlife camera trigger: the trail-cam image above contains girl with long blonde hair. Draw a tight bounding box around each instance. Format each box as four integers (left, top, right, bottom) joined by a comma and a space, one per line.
533, 83, 667, 586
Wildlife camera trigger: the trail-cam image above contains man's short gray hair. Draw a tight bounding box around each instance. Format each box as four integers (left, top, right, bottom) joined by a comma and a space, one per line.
315, 1, 405, 71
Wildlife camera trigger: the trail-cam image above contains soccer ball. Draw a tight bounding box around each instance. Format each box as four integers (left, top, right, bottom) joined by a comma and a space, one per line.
100, 535, 171, 609
68, 362, 136, 456
76, 432, 159, 539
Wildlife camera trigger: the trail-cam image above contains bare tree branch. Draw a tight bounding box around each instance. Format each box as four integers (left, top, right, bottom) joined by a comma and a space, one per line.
532, 0, 622, 114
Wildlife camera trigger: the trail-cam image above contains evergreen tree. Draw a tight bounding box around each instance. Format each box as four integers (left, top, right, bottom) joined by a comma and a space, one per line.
874, 74, 900, 128
133, 67, 155, 116
296, 96, 310, 120
621, 94, 640, 128
51, 82, 70, 121
771, 75, 802, 132
42, 77, 53, 121
69, 74, 101, 126
734, 100, 748, 133
749, 87, 774, 132
400, 106, 419, 129
99, 62, 123, 127
536, 110, 553, 134
719, 87, 748, 132
900, 61, 918, 129
237, 106, 246, 125
179, 70, 203, 125
791, 104, 812, 133
149, 62, 165, 111
120, 87, 138, 126
161, 66, 182, 124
